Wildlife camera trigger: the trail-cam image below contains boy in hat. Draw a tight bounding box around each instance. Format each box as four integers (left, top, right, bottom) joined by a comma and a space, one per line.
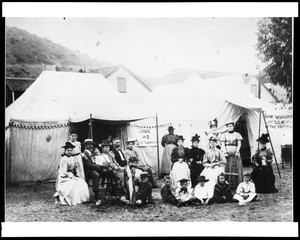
233, 173, 258, 206
175, 178, 193, 207
189, 134, 206, 188
160, 175, 178, 205
161, 126, 178, 174
193, 175, 213, 205
121, 171, 153, 206
251, 133, 278, 193
124, 139, 158, 188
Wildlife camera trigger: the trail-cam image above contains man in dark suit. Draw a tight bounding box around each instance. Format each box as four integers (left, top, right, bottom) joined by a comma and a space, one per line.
81, 139, 104, 205
112, 138, 127, 167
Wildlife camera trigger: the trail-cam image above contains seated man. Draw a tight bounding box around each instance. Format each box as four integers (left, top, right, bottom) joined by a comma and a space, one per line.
81, 139, 104, 205
124, 138, 158, 188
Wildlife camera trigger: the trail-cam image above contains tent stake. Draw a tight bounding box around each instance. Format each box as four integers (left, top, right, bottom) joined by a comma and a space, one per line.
156, 113, 160, 178
262, 110, 281, 178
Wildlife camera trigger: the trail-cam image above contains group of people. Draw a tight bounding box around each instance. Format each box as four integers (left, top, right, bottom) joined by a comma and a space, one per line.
53, 130, 158, 206
53, 117, 278, 208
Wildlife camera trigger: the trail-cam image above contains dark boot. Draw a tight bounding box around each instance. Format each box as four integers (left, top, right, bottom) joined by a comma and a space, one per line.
94, 190, 100, 201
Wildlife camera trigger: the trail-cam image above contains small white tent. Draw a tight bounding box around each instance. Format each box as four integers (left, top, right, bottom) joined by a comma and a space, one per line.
5, 71, 150, 183
127, 74, 291, 174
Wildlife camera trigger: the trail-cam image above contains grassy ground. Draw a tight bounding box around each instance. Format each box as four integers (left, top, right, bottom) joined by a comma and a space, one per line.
5, 166, 293, 222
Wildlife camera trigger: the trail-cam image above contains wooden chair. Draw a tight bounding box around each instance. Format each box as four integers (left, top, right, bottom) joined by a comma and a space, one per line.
224, 172, 239, 189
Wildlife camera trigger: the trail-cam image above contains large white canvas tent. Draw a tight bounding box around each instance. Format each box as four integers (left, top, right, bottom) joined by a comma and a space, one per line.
5, 71, 150, 183
127, 74, 292, 174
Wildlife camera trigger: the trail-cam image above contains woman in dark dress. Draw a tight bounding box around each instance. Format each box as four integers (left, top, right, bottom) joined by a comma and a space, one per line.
189, 134, 206, 188
251, 134, 279, 193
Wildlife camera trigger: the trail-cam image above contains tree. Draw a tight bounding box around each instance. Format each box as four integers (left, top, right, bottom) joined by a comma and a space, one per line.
256, 18, 292, 102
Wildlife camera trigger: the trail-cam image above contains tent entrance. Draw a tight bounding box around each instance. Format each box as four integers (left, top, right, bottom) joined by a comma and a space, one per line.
71, 119, 127, 147
234, 113, 251, 166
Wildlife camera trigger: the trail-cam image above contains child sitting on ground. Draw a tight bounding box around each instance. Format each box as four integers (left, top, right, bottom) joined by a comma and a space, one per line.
193, 175, 214, 205
160, 175, 178, 205
121, 172, 153, 206
175, 178, 193, 207
211, 172, 233, 204
233, 172, 258, 206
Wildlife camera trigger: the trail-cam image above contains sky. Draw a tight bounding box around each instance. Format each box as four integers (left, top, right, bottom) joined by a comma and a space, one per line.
6, 17, 267, 77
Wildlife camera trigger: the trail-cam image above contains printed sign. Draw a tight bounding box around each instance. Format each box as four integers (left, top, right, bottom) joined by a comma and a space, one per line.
264, 114, 293, 129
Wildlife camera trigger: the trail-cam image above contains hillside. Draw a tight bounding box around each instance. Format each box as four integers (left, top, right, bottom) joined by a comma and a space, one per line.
5, 26, 112, 78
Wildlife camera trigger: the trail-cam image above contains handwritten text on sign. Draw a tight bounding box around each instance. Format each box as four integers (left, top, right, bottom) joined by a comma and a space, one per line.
134, 127, 157, 146
264, 114, 293, 129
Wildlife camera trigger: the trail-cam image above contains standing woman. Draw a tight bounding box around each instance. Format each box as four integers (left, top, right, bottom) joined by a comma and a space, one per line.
161, 126, 178, 174
53, 142, 89, 206
251, 134, 278, 193
206, 118, 222, 150
69, 129, 85, 180
189, 134, 206, 188
221, 120, 243, 187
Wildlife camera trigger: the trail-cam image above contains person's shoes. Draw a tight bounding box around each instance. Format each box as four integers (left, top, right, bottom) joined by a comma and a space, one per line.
95, 200, 102, 206
239, 201, 246, 206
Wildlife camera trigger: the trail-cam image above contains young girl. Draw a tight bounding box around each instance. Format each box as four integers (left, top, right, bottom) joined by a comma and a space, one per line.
233, 173, 258, 206
53, 142, 89, 206
69, 129, 85, 180
211, 172, 233, 204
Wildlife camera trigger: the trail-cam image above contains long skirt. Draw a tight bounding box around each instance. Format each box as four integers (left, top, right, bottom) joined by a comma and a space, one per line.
225, 146, 243, 187
201, 165, 225, 198
53, 177, 89, 206
161, 144, 176, 174
251, 165, 278, 193
190, 163, 204, 187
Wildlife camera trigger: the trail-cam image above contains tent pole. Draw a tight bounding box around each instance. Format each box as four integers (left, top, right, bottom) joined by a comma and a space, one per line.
89, 114, 93, 140
258, 108, 262, 151
156, 113, 160, 178
262, 110, 281, 178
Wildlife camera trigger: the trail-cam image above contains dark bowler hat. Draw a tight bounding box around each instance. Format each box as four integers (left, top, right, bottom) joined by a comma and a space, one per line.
62, 142, 76, 149
191, 134, 200, 142
140, 172, 150, 179
177, 135, 185, 141
197, 175, 209, 182
168, 126, 175, 131
83, 139, 95, 145
256, 133, 270, 143
177, 178, 190, 183
100, 140, 112, 147
69, 128, 78, 135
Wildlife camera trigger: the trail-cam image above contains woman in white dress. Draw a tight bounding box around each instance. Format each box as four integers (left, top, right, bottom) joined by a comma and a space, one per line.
201, 136, 226, 197
53, 142, 90, 206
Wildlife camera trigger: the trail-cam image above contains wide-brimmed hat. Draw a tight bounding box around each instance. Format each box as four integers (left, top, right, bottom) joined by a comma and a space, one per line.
62, 142, 76, 149
177, 178, 190, 183
83, 139, 95, 145
209, 118, 218, 127
256, 133, 270, 143
176, 135, 185, 141
99, 140, 112, 147
225, 119, 235, 126
168, 126, 175, 131
191, 134, 200, 142
140, 172, 150, 178
126, 138, 137, 144
197, 175, 209, 182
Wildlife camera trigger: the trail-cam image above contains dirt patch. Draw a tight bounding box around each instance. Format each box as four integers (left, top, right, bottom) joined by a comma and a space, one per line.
5, 167, 293, 222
